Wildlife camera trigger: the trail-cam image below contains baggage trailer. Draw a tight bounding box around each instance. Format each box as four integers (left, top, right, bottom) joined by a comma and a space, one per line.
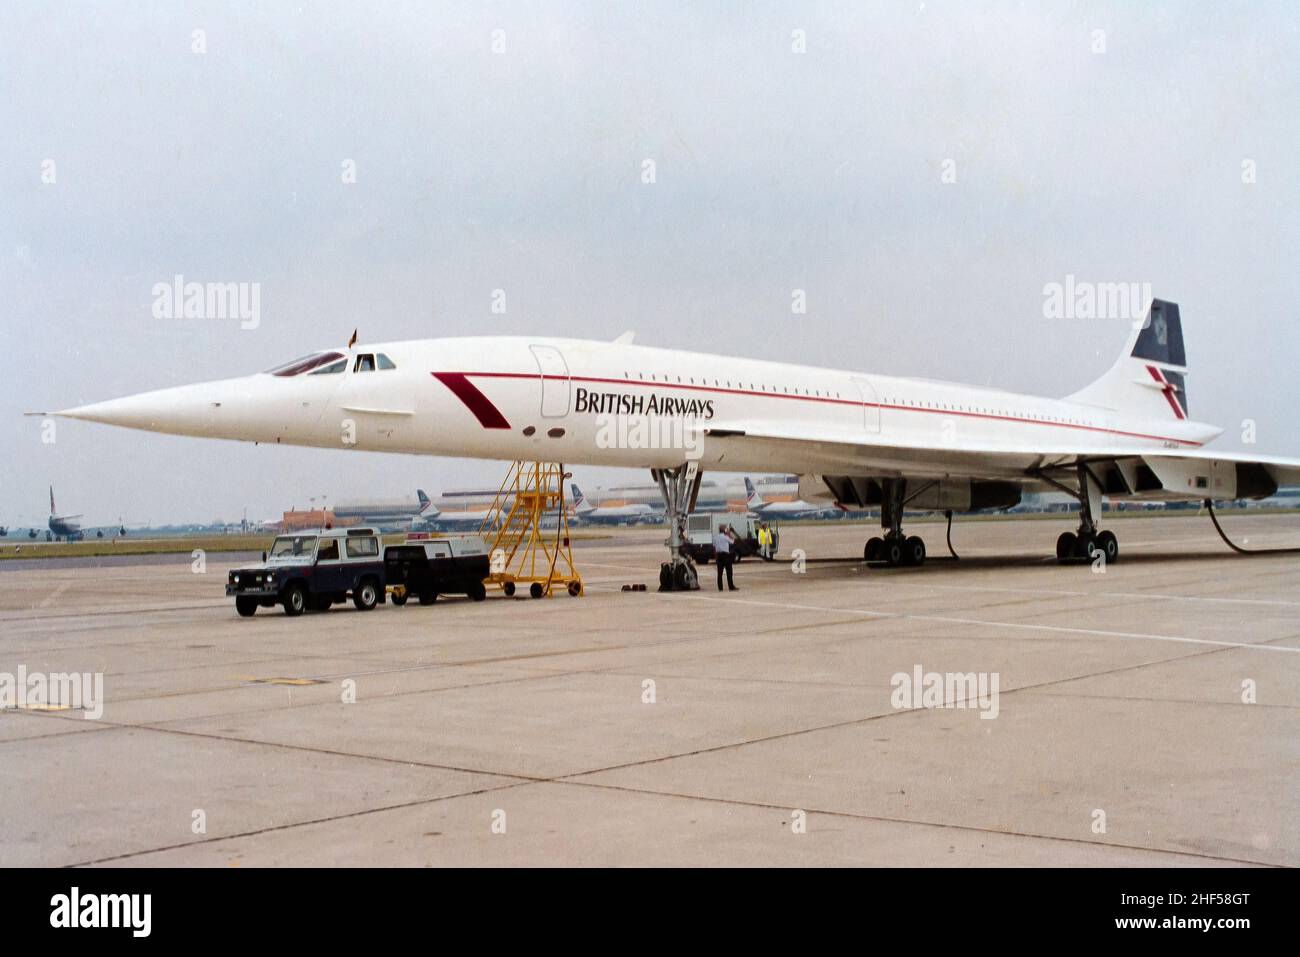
384, 534, 491, 605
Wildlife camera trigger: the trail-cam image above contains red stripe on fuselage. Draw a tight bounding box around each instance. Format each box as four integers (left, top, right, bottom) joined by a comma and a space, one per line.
435, 370, 1202, 447
431, 372, 512, 429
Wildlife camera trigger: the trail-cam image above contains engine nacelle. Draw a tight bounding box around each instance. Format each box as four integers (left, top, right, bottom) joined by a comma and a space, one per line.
803, 475, 1021, 512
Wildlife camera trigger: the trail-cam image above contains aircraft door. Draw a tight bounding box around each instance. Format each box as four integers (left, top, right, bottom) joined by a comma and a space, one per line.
530, 344, 571, 418
852, 377, 881, 433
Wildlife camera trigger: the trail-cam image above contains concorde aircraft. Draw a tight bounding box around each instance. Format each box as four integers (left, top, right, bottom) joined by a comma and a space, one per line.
41, 299, 1300, 589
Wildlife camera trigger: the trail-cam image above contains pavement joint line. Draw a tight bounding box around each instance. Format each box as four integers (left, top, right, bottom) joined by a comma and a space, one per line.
63, 777, 537, 868
665, 593, 1300, 654
1023, 688, 1300, 711
551, 632, 1297, 787
550, 780, 1280, 868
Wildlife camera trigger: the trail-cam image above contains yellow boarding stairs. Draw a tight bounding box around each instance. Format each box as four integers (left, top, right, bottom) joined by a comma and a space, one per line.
478, 461, 583, 598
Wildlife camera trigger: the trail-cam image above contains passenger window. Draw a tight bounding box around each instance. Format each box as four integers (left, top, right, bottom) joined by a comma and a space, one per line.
354, 354, 376, 373
377, 354, 397, 370
317, 539, 340, 560
346, 536, 379, 558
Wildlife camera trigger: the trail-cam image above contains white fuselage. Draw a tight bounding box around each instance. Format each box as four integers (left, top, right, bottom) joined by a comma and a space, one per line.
61, 336, 1219, 480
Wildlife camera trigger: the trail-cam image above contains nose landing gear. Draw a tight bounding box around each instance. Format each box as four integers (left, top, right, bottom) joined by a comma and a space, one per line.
653, 463, 703, 592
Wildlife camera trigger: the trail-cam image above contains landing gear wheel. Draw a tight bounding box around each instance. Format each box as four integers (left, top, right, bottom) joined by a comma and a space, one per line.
502, 581, 516, 597
567, 581, 582, 597
418, 590, 438, 605
469, 583, 487, 602
1074, 533, 1098, 561
1096, 530, 1119, 564
235, 596, 258, 617
283, 584, 306, 617
529, 582, 544, 599
1056, 532, 1077, 562
352, 580, 379, 611
659, 564, 674, 591
884, 539, 904, 567
904, 536, 926, 567
864, 537, 883, 562
673, 563, 693, 590
391, 591, 408, 607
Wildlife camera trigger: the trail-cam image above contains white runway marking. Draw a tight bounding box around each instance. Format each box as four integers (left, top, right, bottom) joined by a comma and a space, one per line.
672, 594, 1300, 654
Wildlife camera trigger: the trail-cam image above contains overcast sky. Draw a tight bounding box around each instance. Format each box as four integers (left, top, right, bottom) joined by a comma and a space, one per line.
3, 1, 1297, 526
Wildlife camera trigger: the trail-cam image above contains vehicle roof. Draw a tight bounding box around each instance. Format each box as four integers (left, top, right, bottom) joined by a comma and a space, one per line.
277, 526, 380, 538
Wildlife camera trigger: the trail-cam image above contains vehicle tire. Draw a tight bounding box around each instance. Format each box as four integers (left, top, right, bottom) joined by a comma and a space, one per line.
1055, 532, 1077, 562
235, 596, 258, 618
884, 539, 904, 567
659, 565, 673, 590
470, 582, 487, 602
1097, 530, 1119, 564
391, 591, 408, 606
567, 581, 582, 597
283, 584, 306, 617
673, 562, 693, 590
864, 537, 883, 562
905, 536, 926, 567
418, 590, 438, 605
502, 581, 516, 597
529, 582, 544, 599
352, 579, 379, 611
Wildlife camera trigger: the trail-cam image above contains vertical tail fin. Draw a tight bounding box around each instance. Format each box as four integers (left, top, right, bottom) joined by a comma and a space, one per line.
744, 477, 765, 507
50, 486, 56, 516
570, 484, 590, 510
1066, 298, 1191, 420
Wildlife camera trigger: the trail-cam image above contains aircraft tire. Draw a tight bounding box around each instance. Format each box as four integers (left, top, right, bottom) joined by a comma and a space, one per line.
1097, 530, 1119, 564
1055, 532, 1077, 562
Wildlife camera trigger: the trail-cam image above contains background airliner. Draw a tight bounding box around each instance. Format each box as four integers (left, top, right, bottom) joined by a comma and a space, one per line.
45, 299, 1300, 588
743, 477, 836, 521
331, 489, 434, 531
571, 484, 660, 525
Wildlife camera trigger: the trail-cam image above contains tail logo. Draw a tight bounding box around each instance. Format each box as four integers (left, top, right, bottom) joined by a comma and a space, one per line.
1147, 365, 1186, 420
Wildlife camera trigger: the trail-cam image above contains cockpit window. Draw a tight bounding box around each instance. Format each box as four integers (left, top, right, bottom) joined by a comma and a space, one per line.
377, 353, 397, 370
355, 354, 376, 373
266, 352, 345, 377
310, 359, 347, 375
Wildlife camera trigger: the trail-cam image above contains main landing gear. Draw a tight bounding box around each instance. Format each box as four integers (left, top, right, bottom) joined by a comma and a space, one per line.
863, 479, 928, 568
653, 463, 702, 592
1053, 463, 1120, 566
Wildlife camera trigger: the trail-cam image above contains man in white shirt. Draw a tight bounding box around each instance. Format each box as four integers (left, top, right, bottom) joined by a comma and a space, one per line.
712, 525, 738, 592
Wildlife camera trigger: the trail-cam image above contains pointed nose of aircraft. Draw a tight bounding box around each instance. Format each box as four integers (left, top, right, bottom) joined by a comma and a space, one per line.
55, 378, 252, 437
